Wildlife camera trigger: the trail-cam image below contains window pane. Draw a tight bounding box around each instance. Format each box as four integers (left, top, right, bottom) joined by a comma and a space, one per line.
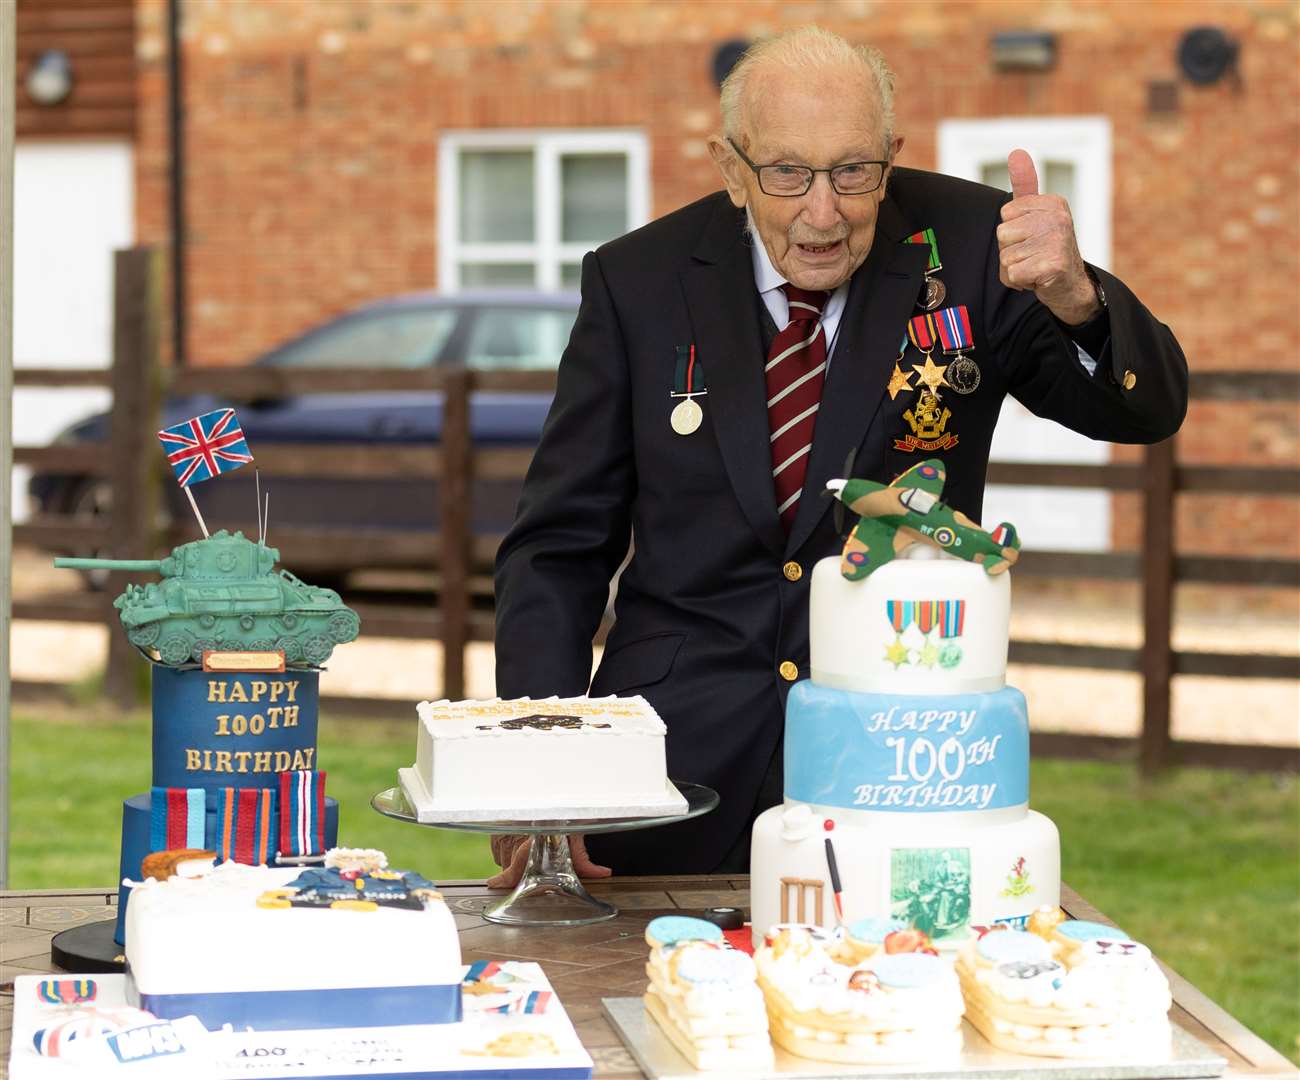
459, 262, 536, 288
561, 153, 627, 243
264, 309, 457, 368
980, 161, 1010, 192
1043, 160, 1076, 202
459, 151, 534, 243
560, 262, 582, 288
463, 308, 578, 371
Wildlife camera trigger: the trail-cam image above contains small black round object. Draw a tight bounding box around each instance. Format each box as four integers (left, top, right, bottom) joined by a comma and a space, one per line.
1177, 27, 1238, 86
712, 39, 750, 88
701, 905, 745, 930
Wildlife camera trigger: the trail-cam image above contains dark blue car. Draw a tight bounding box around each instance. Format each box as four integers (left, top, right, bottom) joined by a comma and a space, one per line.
30, 290, 579, 577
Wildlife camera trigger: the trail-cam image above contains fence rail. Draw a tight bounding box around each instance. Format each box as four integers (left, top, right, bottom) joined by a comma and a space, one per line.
10, 248, 1299, 773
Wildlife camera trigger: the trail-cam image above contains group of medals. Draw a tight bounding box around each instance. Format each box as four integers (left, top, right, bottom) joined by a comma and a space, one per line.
890, 227, 980, 454
667, 226, 979, 451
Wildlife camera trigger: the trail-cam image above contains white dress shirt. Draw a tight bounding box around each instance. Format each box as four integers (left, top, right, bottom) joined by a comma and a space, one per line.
748, 209, 850, 364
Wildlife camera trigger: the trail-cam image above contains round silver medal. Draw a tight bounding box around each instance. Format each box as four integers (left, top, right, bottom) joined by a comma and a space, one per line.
671, 397, 703, 435
946, 354, 981, 394
920, 276, 946, 311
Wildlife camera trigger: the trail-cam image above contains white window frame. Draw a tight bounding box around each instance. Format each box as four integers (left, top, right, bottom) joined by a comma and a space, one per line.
937, 116, 1111, 267
937, 116, 1114, 552
438, 129, 650, 291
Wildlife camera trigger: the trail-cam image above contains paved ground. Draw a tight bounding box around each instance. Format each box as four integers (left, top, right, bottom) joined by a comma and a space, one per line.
9, 546, 1298, 746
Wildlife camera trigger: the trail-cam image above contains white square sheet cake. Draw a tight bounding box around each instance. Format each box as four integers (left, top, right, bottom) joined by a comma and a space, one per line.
401, 696, 688, 821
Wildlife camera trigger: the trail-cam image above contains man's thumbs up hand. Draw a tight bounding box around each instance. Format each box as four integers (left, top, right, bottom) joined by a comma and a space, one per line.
997, 148, 1101, 326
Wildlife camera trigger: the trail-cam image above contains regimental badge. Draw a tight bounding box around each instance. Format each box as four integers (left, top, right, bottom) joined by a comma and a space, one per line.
897, 390, 958, 453
670, 344, 706, 435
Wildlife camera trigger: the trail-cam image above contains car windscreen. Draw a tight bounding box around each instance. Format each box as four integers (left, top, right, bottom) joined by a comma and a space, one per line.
461, 306, 577, 371
261, 308, 458, 368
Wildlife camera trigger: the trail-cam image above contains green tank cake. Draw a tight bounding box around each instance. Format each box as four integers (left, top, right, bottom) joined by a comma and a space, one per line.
56, 531, 361, 948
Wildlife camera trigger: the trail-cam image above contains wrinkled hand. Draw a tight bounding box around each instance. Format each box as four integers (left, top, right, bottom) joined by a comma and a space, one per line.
486, 834, 612, 890
996, 149, 1101, 326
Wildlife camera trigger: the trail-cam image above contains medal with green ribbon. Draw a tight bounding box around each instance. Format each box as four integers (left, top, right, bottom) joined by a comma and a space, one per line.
670, 344, 707, 435
904, 227, 946, 310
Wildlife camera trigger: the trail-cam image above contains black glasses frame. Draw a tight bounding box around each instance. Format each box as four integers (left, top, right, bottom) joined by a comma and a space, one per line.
727, 137, 888, 197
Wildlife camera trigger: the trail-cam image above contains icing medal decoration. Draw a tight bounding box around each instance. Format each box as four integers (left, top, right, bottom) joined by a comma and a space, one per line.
934, 304, 980, 394
904, 228, 946, 311
670, 344, 707, 435
36, 979, 97, 1006
884, 598, 967, 671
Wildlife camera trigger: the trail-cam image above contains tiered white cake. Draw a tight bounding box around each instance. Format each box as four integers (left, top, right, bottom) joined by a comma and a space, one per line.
750, 549, 1060, 948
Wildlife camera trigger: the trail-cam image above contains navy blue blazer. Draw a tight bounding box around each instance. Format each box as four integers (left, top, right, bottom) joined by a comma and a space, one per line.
494, 170, 1187, 874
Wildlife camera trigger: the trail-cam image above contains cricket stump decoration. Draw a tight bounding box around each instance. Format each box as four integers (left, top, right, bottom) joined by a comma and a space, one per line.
49, 408, 360, 964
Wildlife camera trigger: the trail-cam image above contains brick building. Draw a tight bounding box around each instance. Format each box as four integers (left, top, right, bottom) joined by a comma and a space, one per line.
14, 0, 1299, 557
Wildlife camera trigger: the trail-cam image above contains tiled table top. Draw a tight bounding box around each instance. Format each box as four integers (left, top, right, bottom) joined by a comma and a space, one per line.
1, 879, 1294, 1079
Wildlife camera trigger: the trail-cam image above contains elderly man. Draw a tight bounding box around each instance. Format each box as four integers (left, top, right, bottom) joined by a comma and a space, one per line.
490, 27, 1186, 883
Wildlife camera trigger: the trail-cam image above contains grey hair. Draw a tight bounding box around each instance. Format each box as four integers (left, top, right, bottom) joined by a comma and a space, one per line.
719, 26, 896, 155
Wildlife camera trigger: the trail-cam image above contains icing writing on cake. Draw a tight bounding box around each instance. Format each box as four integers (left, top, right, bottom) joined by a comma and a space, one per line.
864, 705, 979, 735
208, 679, 299, 704
853, 781, 996, 809
184, 747, 315, 774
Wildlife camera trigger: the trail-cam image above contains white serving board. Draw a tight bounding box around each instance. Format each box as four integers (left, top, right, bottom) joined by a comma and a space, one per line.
10, 968, 593, 1079
398, 765, 688, 823
602, 997, 1228, 1080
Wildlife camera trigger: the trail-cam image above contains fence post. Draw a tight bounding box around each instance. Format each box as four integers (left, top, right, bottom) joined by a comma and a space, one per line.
439, 367, 472, 700
1140, 436, 1177, 775
104, 248, 164, 709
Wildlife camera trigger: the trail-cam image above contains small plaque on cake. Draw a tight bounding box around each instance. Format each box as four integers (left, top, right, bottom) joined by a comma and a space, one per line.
201, 649, 285, 673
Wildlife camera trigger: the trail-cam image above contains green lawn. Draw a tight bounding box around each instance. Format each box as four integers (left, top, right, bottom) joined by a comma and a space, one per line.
8, 704, 1298, 1064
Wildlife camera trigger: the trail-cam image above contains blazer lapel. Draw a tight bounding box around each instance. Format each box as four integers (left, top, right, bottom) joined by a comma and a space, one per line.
681, 201, 787, 557
786, 198, 931, 554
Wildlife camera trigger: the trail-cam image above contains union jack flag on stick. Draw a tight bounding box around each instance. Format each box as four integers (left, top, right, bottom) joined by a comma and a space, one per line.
157, 407, 255, 537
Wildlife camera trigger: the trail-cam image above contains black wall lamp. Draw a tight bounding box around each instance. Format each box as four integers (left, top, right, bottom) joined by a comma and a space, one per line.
990, 31, 1057, 73
25, 49, 74, 106
1177, 26, 1239, 86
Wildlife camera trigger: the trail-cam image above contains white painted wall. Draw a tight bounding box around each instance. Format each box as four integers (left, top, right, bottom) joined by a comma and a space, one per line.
938, 118, 1113, 552
12, 140, 132, 520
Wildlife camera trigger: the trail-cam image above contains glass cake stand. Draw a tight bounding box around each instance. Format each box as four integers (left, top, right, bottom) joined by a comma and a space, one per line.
370, 782, 718, 927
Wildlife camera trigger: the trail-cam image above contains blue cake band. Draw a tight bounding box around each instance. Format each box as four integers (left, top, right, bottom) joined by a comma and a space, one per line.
131, 982, 462, 1031
784, 681, 1029, 813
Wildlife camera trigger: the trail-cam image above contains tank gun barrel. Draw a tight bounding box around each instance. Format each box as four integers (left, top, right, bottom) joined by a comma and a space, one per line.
54, 558, 163, 572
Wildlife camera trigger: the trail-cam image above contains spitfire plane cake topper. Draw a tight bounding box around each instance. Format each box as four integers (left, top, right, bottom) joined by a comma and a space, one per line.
826, 459, 1021, 581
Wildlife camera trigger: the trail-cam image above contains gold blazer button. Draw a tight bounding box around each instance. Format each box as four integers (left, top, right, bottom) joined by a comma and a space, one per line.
1122, 369, 1137, 390
782, 561, 803, 582
779, 661, 799, 682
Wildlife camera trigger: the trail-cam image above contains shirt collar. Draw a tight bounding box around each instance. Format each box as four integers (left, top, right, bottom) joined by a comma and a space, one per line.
747, 208, 788, 296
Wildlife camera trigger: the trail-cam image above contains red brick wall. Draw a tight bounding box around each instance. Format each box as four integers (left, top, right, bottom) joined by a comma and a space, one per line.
131, 0, 1299, 554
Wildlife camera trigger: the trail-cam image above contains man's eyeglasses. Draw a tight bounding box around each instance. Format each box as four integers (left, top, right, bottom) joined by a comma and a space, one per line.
727, 137, 888, 197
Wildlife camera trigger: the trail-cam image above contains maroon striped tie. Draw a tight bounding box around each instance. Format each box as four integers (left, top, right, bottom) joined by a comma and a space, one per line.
766, 284, 830, 532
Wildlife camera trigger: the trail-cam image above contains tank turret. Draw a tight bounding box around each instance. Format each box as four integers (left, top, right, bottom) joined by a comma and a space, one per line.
54, 530, 360, 668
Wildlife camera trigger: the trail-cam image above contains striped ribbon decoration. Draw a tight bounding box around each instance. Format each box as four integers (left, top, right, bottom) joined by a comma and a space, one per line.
934, 305, 974, 354
149, 787, 205, 853
886, 600, 915, 633
215, 787, 277, 865
887, 599, 967, 639
940, 599, 966, 639
36, 979, 96, 1006
278, 769, 327, 858
463, 960, 503, 983
491, 990, 553, 1015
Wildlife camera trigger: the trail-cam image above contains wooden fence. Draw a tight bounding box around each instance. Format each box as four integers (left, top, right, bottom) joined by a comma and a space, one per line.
11, 248, 1300, 773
